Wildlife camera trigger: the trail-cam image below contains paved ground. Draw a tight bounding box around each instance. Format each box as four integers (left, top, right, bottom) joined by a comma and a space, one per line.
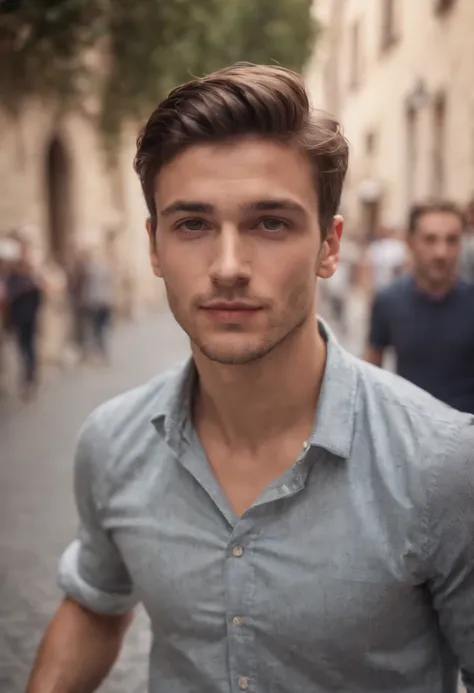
0, 309, 190, 693
0, 302, 365, 693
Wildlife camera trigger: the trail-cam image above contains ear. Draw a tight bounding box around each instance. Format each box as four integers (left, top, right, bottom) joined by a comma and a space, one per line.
146, 218, 163, 278
317, 215, 343, 279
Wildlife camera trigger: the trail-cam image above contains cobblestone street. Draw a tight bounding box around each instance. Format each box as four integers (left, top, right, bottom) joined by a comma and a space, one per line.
0, 303, 363, 693
0, 309, 190, 693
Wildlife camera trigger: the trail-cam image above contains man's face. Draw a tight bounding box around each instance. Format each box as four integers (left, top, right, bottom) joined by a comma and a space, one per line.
409, 211, 463, 289
148, 137, 341, 365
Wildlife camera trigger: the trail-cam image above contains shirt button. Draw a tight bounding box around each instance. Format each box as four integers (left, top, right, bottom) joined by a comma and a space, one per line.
238, 676, 249, 690
232, 616, 244, 627
302, 440, 310, 452
232, 545, 244, 557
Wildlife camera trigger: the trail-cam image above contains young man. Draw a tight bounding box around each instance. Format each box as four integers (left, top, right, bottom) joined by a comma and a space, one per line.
27, 65, 474, 693
365, 202, 474, 414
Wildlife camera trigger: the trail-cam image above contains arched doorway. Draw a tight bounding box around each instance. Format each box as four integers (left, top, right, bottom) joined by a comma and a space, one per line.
46, 137, 72, 265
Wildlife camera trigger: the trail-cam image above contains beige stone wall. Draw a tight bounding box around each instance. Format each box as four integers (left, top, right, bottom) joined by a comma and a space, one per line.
0, 99, 165, 364
306, 0, 474, 233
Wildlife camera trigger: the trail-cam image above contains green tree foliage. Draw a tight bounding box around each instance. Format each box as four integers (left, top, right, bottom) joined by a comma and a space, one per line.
0, 0, 104, 110
0, 0, 317, 145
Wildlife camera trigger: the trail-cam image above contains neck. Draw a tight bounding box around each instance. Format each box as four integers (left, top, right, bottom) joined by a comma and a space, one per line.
414, 273, 457, 299
192, 315, 326, 451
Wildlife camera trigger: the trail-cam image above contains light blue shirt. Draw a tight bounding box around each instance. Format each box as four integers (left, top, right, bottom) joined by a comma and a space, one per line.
58, 322, 474, 693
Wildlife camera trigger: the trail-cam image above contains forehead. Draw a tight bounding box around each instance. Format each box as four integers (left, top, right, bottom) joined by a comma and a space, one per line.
416, 211, 463, 235
155, 138, 318, 213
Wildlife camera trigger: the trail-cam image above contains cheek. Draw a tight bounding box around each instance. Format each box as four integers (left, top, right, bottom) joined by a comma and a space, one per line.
267, 249, 317, 303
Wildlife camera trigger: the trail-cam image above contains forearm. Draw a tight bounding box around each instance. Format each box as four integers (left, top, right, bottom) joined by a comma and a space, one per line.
26, 598, 133, 693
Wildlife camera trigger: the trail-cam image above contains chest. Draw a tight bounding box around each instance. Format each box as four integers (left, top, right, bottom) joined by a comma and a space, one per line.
104, 459, 428, 662
201, 441, 309, 517
390, 296, 474, 364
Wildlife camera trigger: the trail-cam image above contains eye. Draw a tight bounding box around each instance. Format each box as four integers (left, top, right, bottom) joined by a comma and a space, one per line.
256, 217, 290, 233
175, 218, 209, 233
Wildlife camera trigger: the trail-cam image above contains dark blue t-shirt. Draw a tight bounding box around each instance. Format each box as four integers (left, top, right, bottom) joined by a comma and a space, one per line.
369, 275, 474, 414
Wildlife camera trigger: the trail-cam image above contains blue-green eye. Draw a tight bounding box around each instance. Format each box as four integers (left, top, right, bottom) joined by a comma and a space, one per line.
177, 218, 208, 232
258, 218, 289, 232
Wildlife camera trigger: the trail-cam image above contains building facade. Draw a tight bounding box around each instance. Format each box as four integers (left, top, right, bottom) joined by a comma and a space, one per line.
0, 96, 164, 364
306, 0, 474, 236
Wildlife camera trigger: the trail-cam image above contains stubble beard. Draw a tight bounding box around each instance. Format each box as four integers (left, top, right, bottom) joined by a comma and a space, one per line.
165, 277, 316, 366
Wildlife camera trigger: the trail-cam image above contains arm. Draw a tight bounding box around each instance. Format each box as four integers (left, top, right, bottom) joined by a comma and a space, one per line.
364, 290, 391, 368
26, 598, 133, 693
26, 413, 138, 693
423, 421, 474, 691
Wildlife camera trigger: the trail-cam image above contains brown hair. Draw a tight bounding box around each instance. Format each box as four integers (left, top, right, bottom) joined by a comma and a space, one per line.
134, 62, 349, 238
408, 201, 466, 235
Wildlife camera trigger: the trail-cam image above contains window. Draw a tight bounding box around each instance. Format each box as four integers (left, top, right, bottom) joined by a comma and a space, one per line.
349, 20, 362, 90
381, 0, 398, 52
432, 93, 446, 197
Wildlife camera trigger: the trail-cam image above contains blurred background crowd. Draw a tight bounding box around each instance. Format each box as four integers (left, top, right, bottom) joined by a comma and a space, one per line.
1, 0, 474, 405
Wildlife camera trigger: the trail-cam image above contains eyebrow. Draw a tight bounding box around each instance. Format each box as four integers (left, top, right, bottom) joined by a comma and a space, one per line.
159, 198, 307, 218
240, 199, 307, 215
160, 201, 214, 217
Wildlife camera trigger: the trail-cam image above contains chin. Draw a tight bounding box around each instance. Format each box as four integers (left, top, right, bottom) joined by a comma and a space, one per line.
195, 335, 277, 365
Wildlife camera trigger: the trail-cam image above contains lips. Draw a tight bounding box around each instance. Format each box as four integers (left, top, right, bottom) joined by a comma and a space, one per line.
201, 302, 261, 311
200, 302, 263, 321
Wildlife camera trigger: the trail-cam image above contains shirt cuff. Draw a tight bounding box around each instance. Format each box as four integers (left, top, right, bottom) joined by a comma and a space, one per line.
57, 541, 138, 615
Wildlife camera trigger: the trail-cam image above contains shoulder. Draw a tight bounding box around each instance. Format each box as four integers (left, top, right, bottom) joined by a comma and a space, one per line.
353, 356, 473, 470
455, 279, 474, 301
351, 356, 474, 530
85, 362, 185, 435
75, 361, 189, 490
354, 356, 471, 435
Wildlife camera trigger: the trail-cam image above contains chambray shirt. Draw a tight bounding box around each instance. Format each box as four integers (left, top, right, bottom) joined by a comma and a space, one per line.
58, 322, 474, 693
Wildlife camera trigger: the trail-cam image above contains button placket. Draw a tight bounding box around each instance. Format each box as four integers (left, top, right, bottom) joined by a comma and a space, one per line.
226, 521, 257, 693
238, 676, 249, 690
232, 544, 244, 558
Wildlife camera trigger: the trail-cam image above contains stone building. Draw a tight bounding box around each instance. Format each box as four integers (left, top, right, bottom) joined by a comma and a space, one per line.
305, 0, 474, 237
0, 95, 164, 365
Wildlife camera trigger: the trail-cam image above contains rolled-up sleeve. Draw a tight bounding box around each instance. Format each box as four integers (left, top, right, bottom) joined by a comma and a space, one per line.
58, 413, 138, 615
423, 419, 474, 691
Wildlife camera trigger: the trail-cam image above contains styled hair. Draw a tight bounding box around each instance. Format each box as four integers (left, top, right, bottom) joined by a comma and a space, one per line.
408, 201, 466, 236
134, 62, 349, 238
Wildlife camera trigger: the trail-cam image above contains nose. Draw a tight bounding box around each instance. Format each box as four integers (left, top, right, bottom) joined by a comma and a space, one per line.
209, 226, 250, 287
432, 241, 450, 260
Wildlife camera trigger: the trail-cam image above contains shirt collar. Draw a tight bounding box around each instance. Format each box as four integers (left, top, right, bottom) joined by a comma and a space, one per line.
308, 320, 358, 459
151, 319, 358, 460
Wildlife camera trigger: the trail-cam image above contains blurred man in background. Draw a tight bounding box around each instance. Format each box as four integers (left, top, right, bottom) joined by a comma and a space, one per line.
460, 198, 474, 283
80, 244, 115, 364
365, 201, 474, 413
364, 225, 407, 293
4, 235, 45, 399
322, 234, 361, 336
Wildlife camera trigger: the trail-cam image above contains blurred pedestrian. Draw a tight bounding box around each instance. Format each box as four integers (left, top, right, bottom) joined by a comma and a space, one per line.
0, 237, 20, 394
460, 198, 474, 283
81, 245, 114, 363
323, 235, 361, 335
365, 201, 474, 413
363, 225, 407, 293
66, 249, 88, 360
27, 64, 474, 693
4, 237, 44, 399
